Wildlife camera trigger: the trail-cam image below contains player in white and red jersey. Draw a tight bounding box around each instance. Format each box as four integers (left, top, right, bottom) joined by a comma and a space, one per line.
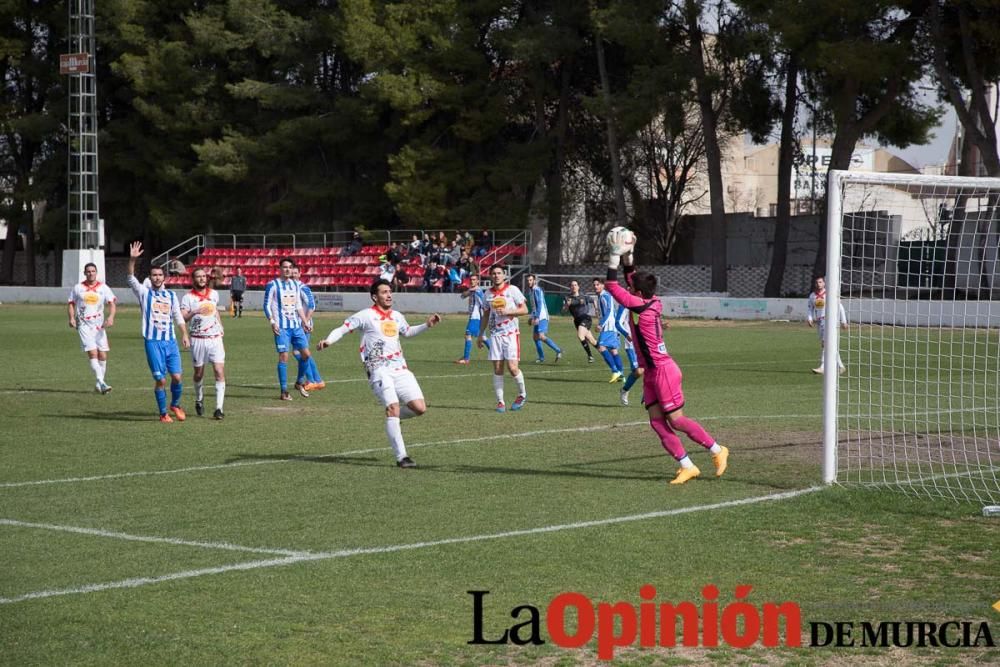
477, 264, 529, 413
67, 262, 117, 394
180, 268, 226, 419
317, 279, 441, 468
807, 276, 847, 375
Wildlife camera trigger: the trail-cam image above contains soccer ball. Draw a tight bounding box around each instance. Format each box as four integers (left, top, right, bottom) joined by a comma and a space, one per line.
607, 226, 636, 253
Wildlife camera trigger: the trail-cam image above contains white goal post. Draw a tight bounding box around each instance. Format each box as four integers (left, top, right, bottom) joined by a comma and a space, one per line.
823, 170, 1000, 506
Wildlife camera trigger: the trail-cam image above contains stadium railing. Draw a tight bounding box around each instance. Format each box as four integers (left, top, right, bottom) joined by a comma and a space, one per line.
156, 230, 531, 291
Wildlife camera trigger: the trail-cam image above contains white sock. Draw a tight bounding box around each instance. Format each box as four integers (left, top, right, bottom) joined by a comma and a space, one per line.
838, 355, 845, 369
215, 382, 225, 411
386, 416, 407, 460
89, 358, 103, 382
195, 380, 204, 402
99, 359, 107, 379
709, 443, 722, 454
399, 405, 417, 420
679, 456, 695, 469
493, 374, 505, 403
513, 370, 526, 398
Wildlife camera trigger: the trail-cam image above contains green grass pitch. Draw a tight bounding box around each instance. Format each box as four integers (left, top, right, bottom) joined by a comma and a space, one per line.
1, 304, 997, 665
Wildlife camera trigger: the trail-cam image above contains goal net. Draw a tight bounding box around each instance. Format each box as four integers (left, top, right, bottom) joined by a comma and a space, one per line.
823, 171, 1000, 506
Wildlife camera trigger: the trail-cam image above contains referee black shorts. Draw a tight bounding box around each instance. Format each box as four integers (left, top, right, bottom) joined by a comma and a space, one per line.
573, 316, 592, 329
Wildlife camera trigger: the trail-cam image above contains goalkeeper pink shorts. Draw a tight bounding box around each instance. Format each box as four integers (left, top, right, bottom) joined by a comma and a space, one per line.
643, 358, 685, 413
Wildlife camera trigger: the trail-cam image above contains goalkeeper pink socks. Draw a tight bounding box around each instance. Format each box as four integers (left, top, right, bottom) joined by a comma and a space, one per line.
671, 415, 715, 448
651, 415, 717, 460
650, 418, 686, 460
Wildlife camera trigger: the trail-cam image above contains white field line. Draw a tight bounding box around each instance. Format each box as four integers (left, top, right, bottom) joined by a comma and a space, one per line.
0, 486, 822, 605
0, 519, 309, 557
0, 414, 822, 489
0, 358, 818, 394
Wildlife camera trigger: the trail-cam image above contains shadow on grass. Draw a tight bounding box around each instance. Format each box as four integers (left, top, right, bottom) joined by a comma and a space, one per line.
226, 451, 668, 482
42, 410, 157, 422
422, 403, 519, 412
528, 376, 616, 385
525, 398, 623, 409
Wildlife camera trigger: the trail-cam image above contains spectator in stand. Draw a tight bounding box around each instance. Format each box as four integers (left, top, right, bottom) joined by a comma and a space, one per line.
379, 255, 396, 283
448, 239, 462, 266
420, 233, 433, 256
393, 263, 409, 292
387, 242, 403, 265
428, 242, 442, 265
424, 260, 445, 292
437, 231, 449, 246
447, 264, 467, 293
342, 232, 364, 257
409, 234, 422, 256
473, 229, 492, 259
167, 257, 187, 276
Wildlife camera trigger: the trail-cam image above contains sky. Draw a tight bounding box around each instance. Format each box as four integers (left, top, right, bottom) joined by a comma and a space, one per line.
884, 107, 957, 169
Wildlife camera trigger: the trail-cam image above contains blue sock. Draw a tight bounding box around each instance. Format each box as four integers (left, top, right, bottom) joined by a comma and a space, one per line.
307, 357, 322, 383
613, 354, 624, 373
545, 339, 562, 354
463, 339, 472, 360
277, 361, 288, 392
601, 349, 616, 371
154, 388, 167, 415
535, 340, 545, 360
296, 357, 308, 385
623, 371, 639, 392
626, 349, 637, 373
170, 381, 182, 406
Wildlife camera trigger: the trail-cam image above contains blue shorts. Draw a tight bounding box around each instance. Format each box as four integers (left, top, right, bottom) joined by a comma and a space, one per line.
465, 319, 481, 337
533, 319, 550, 335
144, 339, 182, 381
274, 327, 309, 353
598, 331, 620, 349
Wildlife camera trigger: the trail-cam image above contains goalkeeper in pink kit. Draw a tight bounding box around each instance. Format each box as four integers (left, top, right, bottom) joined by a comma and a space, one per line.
604, 229, 730, 484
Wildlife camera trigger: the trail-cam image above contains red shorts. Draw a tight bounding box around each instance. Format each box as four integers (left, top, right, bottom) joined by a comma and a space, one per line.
643, 358, 685, 413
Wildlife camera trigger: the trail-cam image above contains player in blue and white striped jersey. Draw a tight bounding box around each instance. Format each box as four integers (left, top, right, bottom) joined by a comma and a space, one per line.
616, 296, 644, 406
127, 242, 190, 423
526, 274, 563, 364
291, 266, 325, 392
456, 273, 488, 364
592, 277, 624, 382
263, 258, 314, 401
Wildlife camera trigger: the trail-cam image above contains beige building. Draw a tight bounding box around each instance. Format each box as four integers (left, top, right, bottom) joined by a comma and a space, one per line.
687, 137, 920, 218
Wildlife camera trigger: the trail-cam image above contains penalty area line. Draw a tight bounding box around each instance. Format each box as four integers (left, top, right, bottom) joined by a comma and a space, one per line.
0, 486, 822, 605
0, 518, 310, 557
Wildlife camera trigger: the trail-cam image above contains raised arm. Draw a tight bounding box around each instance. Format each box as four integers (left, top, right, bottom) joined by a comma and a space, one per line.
127, 242, 148, 299
402, 313, 441, 338
604, 268, 648, 309
317, 314, 363, 350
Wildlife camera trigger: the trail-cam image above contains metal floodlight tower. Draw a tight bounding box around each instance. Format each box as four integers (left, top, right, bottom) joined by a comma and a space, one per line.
62, 0, 104, 285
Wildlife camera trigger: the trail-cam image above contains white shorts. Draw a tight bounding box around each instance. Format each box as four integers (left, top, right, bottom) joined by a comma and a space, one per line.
78, 325, 109, 353
487, 333, 520, 361
369, 367, 423, 408
191, 337, 226, 366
